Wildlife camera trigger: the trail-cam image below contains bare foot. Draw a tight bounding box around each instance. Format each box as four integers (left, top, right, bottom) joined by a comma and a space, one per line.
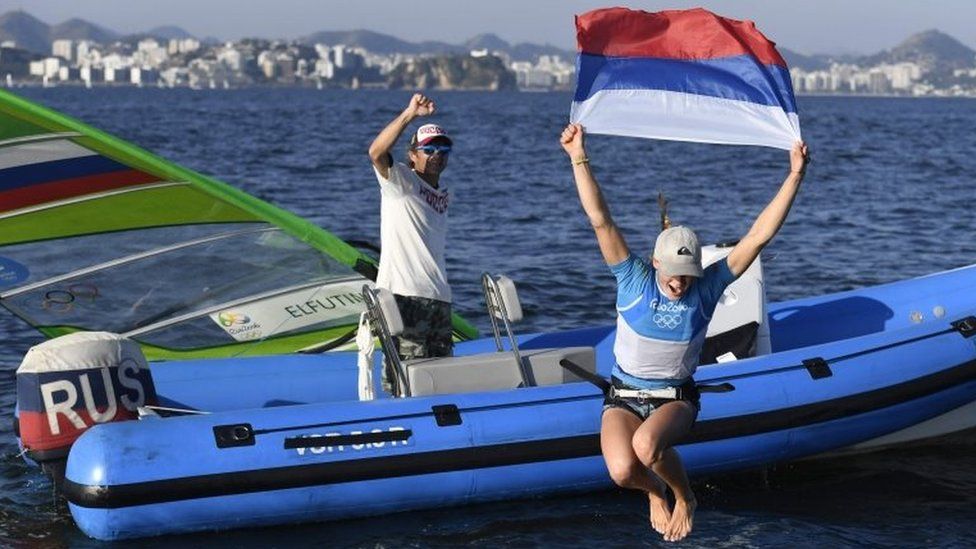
648, 489, 671, 535
664, 496, 696, 542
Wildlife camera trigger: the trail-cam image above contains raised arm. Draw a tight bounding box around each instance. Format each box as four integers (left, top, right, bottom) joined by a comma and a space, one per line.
727, 141, 810, 277
560, 123, 630, 265
368, 93, 435, 179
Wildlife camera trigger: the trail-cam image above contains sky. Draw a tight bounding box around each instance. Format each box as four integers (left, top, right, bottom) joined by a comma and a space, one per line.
5, 1, 976, 55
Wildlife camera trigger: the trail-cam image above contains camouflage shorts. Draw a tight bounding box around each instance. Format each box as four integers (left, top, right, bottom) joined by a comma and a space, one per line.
382, 294, 453, 394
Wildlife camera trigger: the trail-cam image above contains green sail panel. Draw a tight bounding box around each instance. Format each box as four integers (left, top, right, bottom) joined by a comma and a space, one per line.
0, 89, 477, 359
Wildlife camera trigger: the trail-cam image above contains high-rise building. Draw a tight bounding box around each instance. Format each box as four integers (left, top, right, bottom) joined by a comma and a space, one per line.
168, 38, 201, 55
868, 69, 891, 94
76, 41, 92, 64
333, 45, 346, 68
885, 63, 921, 90
30, 58, 62, 78
315, 58, 335, 79
217, 48, 243, 72
276, 54, 295, 83
135, 39, 169, 68
52, 39, 73, 62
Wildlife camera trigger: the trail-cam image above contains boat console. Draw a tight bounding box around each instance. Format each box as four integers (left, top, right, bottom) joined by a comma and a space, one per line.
362, 277, 596, 398
700, 245, 771, 364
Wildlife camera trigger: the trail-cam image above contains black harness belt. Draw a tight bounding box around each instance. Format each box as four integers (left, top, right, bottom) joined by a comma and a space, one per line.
557, 359, 735, 398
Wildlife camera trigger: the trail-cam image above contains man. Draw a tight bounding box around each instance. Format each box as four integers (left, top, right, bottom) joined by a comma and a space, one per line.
561, 122, 809, 542
368, 93, 454, 394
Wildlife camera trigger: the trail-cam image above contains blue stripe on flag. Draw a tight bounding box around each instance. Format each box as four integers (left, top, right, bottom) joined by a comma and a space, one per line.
0, 155, 131, 191
575, 53, 797, 113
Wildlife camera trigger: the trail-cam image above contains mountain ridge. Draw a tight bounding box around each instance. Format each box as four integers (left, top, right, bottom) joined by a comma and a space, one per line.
861, 29, 975, 72
0, 11, 189, 54
1, 10, 973, 72
0, 11, 572, 62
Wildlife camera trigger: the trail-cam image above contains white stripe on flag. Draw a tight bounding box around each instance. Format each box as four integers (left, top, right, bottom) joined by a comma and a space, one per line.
571, 89, 801, 151
0, 139, 97, 171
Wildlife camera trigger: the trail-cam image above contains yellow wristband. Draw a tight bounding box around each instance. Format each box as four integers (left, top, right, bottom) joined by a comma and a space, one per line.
573, 157, 590, 166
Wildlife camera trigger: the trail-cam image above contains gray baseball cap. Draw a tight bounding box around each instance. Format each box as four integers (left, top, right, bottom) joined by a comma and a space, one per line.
653, 226, 703, 278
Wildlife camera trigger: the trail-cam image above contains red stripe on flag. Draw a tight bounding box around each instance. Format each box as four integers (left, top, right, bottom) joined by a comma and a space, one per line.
576, 7, 787, 67
0, 169, 160, 213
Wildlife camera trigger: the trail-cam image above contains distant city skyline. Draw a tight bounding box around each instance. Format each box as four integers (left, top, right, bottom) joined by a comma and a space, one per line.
5, 1, 976, 55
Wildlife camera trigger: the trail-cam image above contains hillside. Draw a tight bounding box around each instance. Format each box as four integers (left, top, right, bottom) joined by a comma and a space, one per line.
780, 47, 830, 71
386, 55, 517, 90
299, 28, 572, 62
300, 29, 458, 55
50, 18, 118, 43
0, 11, 49, 54
0, 11, 119, 54
863, 30, 976, 73
146, 25, 195, 40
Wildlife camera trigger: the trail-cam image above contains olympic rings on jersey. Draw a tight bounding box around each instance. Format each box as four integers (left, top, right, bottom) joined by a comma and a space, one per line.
653, 313, 682, 329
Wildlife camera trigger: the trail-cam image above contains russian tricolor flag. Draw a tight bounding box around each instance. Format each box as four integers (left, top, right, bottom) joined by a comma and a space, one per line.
571, 8, 801, 150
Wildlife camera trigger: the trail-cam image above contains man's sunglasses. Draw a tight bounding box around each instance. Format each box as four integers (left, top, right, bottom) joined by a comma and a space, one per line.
416, 144, 452, 155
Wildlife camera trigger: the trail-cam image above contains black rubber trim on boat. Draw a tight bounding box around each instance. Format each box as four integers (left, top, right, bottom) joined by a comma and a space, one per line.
214, 424, 255, 448
802, 358, 833, 379
952, 316, 976, 338
61, 358, 976, 510
432, 405, 462, 426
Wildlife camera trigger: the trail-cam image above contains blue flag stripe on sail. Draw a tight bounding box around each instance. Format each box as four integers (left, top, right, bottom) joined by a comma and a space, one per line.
0, 155, 133, 191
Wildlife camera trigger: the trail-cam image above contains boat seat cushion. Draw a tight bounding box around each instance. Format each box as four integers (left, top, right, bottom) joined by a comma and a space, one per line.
406, 347, 596, 397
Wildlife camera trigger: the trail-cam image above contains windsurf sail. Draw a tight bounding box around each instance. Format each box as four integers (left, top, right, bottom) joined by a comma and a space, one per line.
571, 7, 801, 150
0, 90, 477, 360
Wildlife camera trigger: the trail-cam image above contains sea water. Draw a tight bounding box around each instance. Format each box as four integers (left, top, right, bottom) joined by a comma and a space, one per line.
1, 88, 974, 547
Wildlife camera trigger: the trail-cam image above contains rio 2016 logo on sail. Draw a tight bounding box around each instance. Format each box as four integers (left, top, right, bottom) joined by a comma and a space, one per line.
217, 311, 263, 339
218, 312, 251, 327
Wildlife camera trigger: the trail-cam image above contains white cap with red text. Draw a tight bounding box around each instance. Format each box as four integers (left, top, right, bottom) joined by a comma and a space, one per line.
414, 123, 452, 146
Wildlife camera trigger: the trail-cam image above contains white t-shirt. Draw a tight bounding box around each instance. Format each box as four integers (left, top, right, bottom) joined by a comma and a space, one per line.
374, 162, 451, 303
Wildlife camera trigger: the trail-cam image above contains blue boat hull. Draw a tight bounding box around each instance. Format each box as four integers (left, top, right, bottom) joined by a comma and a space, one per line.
54, 265, 976, 539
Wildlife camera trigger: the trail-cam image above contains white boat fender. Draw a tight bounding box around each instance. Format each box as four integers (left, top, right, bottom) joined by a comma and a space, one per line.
356, 312, 376, 401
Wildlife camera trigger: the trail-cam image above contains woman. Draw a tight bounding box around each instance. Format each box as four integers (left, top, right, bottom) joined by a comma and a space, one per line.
561, 123, 808, 541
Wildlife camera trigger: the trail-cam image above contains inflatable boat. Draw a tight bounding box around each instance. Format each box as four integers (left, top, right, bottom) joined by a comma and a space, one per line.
15, 245, 976, 540
4, 90, 976, 540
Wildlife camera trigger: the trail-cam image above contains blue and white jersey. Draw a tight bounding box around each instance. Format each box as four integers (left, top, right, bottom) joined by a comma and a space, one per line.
610, 253, 736, 384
